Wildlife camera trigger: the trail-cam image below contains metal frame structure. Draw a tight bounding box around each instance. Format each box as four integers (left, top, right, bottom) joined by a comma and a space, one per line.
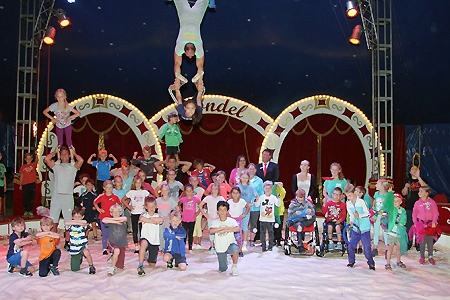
15, 0, 55, 171
358, 0, 393, 179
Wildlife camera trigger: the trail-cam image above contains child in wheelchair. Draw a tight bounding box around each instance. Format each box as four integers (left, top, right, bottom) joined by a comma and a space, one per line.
322, 187, 346, 251
285, 189, 316, 254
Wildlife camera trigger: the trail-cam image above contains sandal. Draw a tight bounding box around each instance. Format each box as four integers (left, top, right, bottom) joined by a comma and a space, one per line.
396, 261, 407, 269
385, 264, 392, 270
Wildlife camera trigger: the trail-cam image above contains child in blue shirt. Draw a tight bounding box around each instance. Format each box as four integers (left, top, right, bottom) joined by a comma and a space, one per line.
87, 148, 118, 192
6, 217, 34, 277
163, 211, 187, 271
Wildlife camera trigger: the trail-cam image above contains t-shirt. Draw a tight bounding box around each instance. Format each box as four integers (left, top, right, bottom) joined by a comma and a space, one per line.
193, 186, 205, 200
322, 200, 347, 223
250, 176, 264, 212
179, 196, 200, 222
404, 177, 421, 210
156, 197, 179, 227
202, 195, 225, 220
108, 222, 128, 248
210, 217, 238, 253
69, 225, 87, 255
6, 231, 28, 259
255, 194, 281, 222
92, 160, 115, 181
94, 193, 122, 220
227, 198, 247, 218
19, 163, 37, 185
140, 212, 161, 245
0, 163, 6, 187
161, 180, 184, 200
158, 123, 183, 147
207, 183, 232, 199
48, 102, 74, 129
77, 191, 98, 217
113, 189, 127, 202
190, 168, 212, 189
373, 191, 387, 212
347, 198, 371, 233
52, 163, 79, 195
132, 156, 159, 177
323, 179, 348, 199
125, 189, 149, 215
122, 176, 133, 193
37, 235, 59, 261
238, 184, 258, 205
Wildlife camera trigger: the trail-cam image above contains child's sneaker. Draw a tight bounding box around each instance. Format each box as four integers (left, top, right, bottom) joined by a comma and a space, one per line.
238, 252, 244, 257
137, 266, 145, 276
231, 265, 238, 276
384, 264, 392, 271
249, 241, 255, 247
369, 264, 376, 271
428, 257, 436, 265
208, 247, 216, 255
134, 246, 140, 254
107, 266, 116, 276
372, 249, 378, 256
396, 261, 407, 269
89, 265, 96, 275
167, 258, 173, 269
419, 257, 425, 264
347, 262, 355, 268
336, 243, 343, 251
107, 254, 113, 263
28, 211, 34, 218
357, 247, 363, 254
6, 263, 14, 274
242, 242, 248, 252
19, 268, 32, 277
328, 242, 334, 251
49, 266, 60, 276
102, 249, 108, 255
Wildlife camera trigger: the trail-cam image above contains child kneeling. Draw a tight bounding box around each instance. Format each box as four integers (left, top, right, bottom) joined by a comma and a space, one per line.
36, 217, 61, 277
209, 201, 240, 276
163, 211, 187, 271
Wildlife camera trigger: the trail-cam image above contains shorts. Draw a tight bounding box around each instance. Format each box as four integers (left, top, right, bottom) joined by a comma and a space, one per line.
241, 213, 250, 232
387, 234, 400, 246
168, 253, 186, 267
70, 246, 87, 271
140, 238, 159, 263
217, 243, 239, 272
0, 187, 4, 198
6, 252, 32, 268
249, 211, 260, 230
50, 194, 74, 223
166, 146, 180, 156
193, 214, 203, 237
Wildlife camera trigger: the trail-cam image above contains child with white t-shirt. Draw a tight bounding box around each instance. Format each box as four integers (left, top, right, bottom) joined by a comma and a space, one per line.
210, 200, 240, 276
122, 176, 149, 253
227, 187, 250, 257
255, 181, 281, 252
200, 182, 226, 254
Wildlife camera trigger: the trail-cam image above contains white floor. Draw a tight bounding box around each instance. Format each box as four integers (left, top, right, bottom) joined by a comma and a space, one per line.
0, 226, 449, 300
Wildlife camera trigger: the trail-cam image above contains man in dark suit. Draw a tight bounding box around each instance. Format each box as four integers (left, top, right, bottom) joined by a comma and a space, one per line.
256, 148, 279, 182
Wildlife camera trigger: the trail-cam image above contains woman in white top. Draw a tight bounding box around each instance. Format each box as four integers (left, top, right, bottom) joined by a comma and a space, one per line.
291, 160, 316, 199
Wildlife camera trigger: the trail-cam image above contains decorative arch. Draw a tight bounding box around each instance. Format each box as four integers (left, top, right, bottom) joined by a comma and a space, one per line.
260, 94, 383, 187
37, 94, 161, 178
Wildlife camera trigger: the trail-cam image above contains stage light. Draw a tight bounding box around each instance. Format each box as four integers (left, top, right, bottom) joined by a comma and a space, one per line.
349, 25, 363, 45
67, 0, 75, 3
43, 26, 56, 45
346, 1, 359, 18
54, 8, 71, 28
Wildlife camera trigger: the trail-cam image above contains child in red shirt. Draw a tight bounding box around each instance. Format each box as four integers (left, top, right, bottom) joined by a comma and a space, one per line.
322, 187, 347, 251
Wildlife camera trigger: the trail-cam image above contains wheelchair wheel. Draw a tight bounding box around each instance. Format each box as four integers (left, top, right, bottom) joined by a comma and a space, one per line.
284, 245, 291, 256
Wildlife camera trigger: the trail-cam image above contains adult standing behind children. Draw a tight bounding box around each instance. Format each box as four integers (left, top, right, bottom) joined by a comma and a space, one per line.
291, 160, 316, 198
44, 146, 84, 251
132, 145, 159, 184
323, 162, 347, 203
256, 149, 279, 183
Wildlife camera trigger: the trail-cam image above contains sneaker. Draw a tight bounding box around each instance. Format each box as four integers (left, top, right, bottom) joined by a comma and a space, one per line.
175, 72, 188, 85
89, 265, 96, 275
328, 242, 334, 251
137, 266, 145, 276
49, 266, 60, 276
347, 262, 355, 268
107, 266, 116, 276
28, 212, 34, 218
357, 247, 363, 254
336, 243, 343, 251
238, 252, 244, 258
242, 243, 248, 252
249, 241, 255, 247
262, 248, 267, 252
372, 249, 378, 257
208, 247, 216, 255
19, 268, 32, 277
385, 264, 392, 271
192, 71, 204, 84
396, 261, 407, 269
231, 265, 238, 276
22, 211, 29, 218
268, 247, 273, 251
6, 263, 14, 274
167, 258, 173, 269
419, 257, 425, 264
428, 257, 436, 265
64, 242, 70, 251
369, 264, 376, 271
193, 244, 202, 250
103, 250, 108, 255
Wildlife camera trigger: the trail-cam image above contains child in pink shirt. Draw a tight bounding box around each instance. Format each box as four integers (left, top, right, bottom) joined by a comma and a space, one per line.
179, 184, 201, 253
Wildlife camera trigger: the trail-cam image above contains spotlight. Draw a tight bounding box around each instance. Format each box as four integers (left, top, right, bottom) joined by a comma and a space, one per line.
349, 25, 363, 45
67, 0, 76, 3
54, 8, 71, 28
43, 26, 56, 45
346, 1, 359, 18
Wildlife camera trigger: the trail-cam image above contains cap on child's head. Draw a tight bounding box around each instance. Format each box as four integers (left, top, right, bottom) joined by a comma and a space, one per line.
103, 179, 113, 188
99, 149, 107, 155
167, 112, 178, 119
394, 193, 403, 200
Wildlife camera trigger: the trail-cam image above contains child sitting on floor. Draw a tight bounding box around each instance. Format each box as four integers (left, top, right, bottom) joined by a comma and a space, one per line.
6, 217, 34, 277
